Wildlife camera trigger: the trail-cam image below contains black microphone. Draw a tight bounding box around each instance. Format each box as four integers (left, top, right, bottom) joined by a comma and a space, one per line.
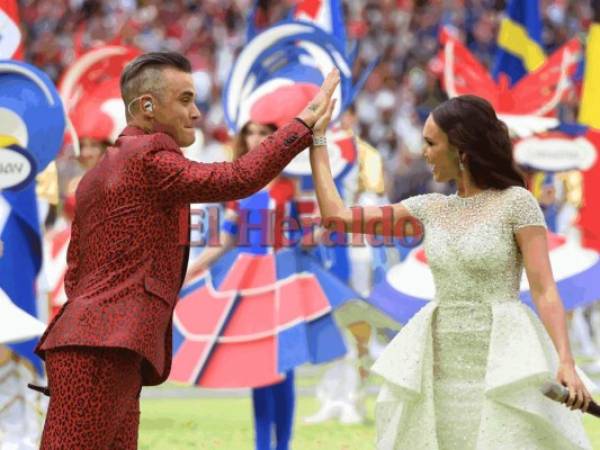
541, 382, 600, 418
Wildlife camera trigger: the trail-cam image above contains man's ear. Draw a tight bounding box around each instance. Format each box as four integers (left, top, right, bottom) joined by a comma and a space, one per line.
140, 94, 155, 119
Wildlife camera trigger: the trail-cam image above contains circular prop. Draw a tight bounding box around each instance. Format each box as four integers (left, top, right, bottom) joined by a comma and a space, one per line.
223, 21, 355, 133
0, 144, 36, 190
0, 60, 66, 172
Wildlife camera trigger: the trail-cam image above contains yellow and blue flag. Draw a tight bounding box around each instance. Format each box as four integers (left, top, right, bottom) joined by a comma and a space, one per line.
492, 0, 545, 86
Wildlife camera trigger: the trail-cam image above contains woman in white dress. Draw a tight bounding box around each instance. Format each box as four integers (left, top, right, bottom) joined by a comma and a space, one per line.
309, 87, 592, 449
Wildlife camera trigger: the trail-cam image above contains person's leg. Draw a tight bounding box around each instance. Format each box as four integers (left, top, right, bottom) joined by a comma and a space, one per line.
40, 346, 142, 450
273, 371, 295, 450
110, 380, 143, 450
252, 385, 275, 450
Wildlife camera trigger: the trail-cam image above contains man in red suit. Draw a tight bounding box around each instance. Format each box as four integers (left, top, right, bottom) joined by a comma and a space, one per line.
35, 52, 340, 449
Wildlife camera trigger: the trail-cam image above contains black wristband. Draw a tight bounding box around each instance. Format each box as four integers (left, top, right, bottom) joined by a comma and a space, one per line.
294, 117, 313, 132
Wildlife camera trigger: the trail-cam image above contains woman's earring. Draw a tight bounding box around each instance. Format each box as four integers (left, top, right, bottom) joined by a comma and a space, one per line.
459, 160, 465, 172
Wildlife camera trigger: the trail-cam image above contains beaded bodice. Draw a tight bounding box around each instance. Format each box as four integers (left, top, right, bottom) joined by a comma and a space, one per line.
402, 186, 547, 305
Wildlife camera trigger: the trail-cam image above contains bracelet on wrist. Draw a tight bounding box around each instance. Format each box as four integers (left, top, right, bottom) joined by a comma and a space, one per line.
312, 135, 327, 146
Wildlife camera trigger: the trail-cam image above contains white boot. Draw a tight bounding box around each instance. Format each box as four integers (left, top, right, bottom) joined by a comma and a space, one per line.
303, 399, 342, 424
570, 308, 598, 357
339, 402, 365, 425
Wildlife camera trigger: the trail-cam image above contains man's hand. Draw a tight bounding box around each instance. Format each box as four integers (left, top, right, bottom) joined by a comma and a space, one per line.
297, 69, 340, 128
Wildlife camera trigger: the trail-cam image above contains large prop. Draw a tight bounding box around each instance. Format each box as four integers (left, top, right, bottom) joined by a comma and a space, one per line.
170, 247, 356, 388
0, 60, 66, 184
59, 45, 141, 145
222, 0, 373, 183
514, 124, 599, 172
0, 59, 66, 372
0, 288, 45, 344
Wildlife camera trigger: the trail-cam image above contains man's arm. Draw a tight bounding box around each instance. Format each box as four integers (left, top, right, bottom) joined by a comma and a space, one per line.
143, 119, 312, 205
143, 69, 340, 205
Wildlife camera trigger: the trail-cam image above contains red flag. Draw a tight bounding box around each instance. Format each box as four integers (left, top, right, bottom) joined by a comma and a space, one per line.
0, 0, 24, 60
580, 130, 600, 250
438, 28, 581, 116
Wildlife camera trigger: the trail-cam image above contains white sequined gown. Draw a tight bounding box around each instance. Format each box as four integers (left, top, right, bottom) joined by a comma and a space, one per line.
372, 187, 591, 450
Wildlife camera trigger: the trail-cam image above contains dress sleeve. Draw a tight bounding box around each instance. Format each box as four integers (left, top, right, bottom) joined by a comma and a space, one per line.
400, 194, 433, 223
508, 186, 547, 231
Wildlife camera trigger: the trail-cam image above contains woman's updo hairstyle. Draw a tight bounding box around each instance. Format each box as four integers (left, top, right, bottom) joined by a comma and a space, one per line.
431, 95, 525, 189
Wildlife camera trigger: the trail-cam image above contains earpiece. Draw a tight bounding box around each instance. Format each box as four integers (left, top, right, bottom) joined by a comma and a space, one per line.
143, 101, 153, 112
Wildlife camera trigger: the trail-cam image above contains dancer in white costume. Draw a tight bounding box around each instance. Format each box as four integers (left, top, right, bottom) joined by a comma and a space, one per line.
0, 289, 47, 449
309, 89, 592, 449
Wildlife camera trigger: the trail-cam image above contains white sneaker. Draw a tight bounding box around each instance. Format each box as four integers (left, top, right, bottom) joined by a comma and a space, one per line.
303, 401, 342, 424
339, 403, 365, 425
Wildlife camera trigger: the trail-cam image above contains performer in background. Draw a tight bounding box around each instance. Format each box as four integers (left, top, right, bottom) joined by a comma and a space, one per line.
182, 112, 356, 449
34, 52, 339, 449
304, 109, 394, 426
185, 120, 298, 450
310, 94, 592, 449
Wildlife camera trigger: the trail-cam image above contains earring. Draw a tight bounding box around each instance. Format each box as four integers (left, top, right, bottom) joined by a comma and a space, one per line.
459, 160, 465, 172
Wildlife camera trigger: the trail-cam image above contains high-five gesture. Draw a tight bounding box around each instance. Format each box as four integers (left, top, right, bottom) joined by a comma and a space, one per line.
297, 69, 340, 128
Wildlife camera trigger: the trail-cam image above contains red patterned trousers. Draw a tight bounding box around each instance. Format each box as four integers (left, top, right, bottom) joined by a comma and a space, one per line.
40, 346, 143, 449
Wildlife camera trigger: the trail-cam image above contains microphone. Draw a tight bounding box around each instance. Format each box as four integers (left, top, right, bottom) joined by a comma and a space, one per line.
541, 381, 600, 418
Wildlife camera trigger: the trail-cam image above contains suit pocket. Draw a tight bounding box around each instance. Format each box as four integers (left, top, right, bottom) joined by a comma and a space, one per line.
143, 275, 172, 306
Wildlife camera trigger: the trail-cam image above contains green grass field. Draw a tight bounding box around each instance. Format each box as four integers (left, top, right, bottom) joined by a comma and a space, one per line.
139, 395, 600, 449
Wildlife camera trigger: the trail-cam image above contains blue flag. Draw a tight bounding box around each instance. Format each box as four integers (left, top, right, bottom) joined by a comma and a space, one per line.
492, 0, 545, 85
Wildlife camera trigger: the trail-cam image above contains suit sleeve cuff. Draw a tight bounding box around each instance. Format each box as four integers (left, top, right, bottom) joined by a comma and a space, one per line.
293, 117, 314, 133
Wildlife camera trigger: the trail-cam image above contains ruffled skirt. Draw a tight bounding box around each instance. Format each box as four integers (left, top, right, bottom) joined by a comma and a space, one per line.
372, 300, 592, 450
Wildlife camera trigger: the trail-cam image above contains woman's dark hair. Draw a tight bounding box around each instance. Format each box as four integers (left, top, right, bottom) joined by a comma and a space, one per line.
231, 121, 277, 161
431, 95, 525, 189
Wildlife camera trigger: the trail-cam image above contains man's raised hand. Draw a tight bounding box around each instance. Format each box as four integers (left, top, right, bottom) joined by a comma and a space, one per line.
298, 69, 340, 128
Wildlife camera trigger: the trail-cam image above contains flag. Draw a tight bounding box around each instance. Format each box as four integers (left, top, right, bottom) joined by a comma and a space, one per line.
0, 0, 24, 59
439, 28, 580, 121
293, 0, 347, 45
492, 0, 545, 86
578, 7, 600, 251
578, 25, 600, 128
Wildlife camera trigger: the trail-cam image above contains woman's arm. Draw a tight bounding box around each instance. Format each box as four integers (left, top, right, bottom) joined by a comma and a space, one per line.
184, 210, 238, 283
517, 226, 591, 411
309, 102, 413, 236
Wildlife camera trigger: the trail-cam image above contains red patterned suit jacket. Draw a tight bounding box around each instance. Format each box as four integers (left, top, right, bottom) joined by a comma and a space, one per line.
36, 120, 313, 385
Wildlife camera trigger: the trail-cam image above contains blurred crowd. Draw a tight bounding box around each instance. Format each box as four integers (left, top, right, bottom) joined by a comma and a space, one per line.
19, 0, 595, 204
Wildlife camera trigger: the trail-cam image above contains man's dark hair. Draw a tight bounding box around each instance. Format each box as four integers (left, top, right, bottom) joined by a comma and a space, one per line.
120, 52, 192, 114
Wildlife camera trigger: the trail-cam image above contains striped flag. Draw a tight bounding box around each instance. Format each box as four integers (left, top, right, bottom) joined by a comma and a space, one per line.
492, 0, 545, 86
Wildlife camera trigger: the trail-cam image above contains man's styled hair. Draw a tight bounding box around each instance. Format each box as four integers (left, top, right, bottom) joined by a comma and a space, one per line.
120, 52, 192, 114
